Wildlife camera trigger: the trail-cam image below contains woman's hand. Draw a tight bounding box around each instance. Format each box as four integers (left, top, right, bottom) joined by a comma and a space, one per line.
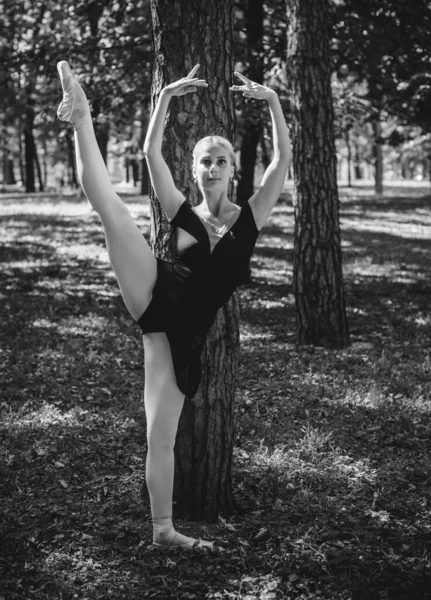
162, 64, 208, 98
230, 72, 277, 103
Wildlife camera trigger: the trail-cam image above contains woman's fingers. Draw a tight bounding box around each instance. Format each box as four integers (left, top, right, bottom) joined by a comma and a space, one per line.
234, 71, 253, 85
181, 77, 207, 86
177, 79, 208, 96
186, 64, 200, 79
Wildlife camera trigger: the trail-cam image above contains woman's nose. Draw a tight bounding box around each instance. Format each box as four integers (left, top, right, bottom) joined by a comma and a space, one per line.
209, 163, 218, 173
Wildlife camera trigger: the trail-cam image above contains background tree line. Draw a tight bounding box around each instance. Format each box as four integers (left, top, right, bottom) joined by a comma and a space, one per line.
1, 0, 431, 197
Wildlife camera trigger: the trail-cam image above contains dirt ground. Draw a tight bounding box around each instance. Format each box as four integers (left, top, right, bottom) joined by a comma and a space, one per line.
1, 186, 430, 599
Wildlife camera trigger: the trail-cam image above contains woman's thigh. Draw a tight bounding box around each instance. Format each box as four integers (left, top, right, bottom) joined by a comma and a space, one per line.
143, 332, 185, 442
101, 202, 157, 320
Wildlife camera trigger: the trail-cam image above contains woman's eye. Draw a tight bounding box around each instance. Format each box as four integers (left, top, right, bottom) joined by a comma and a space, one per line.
218, 159, 227, 166
202, 159, 211, 166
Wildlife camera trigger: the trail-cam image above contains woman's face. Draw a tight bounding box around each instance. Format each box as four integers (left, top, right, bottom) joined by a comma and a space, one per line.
193, 144, 234, 192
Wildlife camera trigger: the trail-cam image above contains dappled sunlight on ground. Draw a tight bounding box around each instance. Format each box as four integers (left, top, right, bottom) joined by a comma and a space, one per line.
1, 188, 431, 599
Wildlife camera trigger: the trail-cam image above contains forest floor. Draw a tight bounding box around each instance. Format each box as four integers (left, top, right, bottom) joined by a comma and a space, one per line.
1, 186, 431, 600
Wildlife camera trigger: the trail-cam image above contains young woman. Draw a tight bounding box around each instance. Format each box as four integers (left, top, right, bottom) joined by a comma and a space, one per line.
56, 61, 291, 550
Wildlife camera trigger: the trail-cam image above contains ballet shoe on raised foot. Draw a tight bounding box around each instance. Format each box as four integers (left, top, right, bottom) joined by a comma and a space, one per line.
56, 61, 91, 130
153, 530, 214, 552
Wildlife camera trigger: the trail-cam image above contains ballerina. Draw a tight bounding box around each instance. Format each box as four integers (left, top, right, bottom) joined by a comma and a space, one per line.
56, 61, 291, 549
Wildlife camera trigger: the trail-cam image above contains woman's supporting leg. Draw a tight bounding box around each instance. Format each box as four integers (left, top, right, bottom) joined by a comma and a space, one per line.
57, 61, 156, 319
143, 332, 213, 549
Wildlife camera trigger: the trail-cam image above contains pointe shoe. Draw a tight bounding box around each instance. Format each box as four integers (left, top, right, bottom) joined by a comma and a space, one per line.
56, 61, 91, 130
153, 530, 214, 551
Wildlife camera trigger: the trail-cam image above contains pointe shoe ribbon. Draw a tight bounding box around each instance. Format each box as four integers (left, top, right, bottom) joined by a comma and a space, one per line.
57, 61, 91, 130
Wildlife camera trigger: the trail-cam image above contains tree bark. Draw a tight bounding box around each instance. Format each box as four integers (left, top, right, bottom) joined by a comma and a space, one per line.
66, 134, 78, 188
345, 129, 352, 187
286, 0, 349, 348
24, 104, 36, 193
141, 109, 150, 195
236, 0, 264, 208
149, 0, 236, 520
33, 137, 44, 192
236, 0, 264, 284
354, 142, 362, 180
18, 117, 25, 185
373, 117, 384, 194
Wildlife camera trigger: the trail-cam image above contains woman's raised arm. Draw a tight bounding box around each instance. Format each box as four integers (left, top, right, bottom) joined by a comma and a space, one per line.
143, 65, 208, 221
230, 73, 292, 230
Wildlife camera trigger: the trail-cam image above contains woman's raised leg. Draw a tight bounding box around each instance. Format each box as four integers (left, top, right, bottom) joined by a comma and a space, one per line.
57, 61, 156, 320
143, 332, 213, 550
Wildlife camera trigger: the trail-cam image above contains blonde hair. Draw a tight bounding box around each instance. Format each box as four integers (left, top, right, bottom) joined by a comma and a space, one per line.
192, 136, 235, 166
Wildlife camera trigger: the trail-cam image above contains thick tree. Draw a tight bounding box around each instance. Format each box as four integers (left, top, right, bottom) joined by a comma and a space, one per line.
286, 0, 349, 348
149, 0, 237, 520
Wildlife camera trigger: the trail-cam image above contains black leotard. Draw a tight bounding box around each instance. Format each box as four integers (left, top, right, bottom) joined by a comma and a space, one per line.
137, 199, 260, 396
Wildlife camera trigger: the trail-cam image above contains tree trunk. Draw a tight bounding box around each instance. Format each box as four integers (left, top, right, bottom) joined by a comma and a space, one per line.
140, 110, 150, 195
66, 134, 78, 188
236, 0, 264, 208
286, 0, 349, 348
95, 124, 109, 165
149, 0, 236, 520
260, 126, 271, 170
140, 156, 149, 195
24, 106, 36, 193
237, 125, 261, 206
92, 98, 109, 164
236, 0, 264, 284
6, 157, 16, 185
354, 142, 362, 179
18, 117, 25, 185
33, 137, 44, 192
41, 138, 48, 188
345, 129, 352, 187
373, 117, 383, 194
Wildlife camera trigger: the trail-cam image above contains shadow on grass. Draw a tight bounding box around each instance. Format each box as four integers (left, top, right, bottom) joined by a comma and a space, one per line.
1, 192, 431, 599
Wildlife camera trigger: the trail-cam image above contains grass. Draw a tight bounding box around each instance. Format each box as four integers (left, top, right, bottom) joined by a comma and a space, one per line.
1, 186, 431, 599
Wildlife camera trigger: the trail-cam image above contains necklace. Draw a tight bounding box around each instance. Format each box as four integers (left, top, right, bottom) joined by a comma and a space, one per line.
201, 216, 228, 236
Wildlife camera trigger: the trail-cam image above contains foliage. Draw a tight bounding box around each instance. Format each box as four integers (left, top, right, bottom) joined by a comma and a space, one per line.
332, 0, 431, 114
2, 0, 431, 191
332, 77, 372, 139
0, 0, 152, 119
1, 185, 431, 598
0, 0, 152, 189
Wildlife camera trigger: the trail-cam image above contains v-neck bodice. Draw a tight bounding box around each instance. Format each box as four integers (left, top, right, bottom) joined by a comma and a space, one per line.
191, 205, 242, 253
172, 199, 258, 263
138, 198, 260, 397
165, 198, 259, 314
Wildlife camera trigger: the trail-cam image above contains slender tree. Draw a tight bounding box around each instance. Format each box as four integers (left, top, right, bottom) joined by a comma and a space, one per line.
149, 0, 237, 520
286, 0, 349, 348
236, 0, 264, 207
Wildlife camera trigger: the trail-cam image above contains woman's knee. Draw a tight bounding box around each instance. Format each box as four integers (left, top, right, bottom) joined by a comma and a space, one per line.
147, 421, 177, 452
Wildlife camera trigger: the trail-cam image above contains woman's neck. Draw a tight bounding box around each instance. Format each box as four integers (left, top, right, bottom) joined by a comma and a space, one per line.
199, 189, 231, 218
